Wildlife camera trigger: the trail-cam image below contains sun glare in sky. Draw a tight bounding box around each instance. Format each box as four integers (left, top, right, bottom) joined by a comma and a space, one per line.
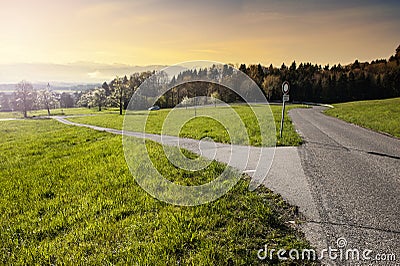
0, 0, 399, 82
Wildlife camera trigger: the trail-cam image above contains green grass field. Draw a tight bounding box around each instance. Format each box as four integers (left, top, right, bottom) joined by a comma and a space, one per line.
0, 119, 312, 265
30, 107, 120, 116
0, 111, 22, 119
67, 104, 305, 146
325, 98, 400, 138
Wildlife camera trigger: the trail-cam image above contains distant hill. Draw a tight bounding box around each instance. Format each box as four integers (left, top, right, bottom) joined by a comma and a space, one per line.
0, 62, 167, 84
0, 82, 102, 94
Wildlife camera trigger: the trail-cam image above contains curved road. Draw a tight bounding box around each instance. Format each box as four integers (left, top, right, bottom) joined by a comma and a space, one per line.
289, 106, 400, 265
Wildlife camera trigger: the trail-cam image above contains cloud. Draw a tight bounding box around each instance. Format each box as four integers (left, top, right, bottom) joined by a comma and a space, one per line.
190, 49, 220, 54
87, 70, 101, 79
0, 0, 399, 68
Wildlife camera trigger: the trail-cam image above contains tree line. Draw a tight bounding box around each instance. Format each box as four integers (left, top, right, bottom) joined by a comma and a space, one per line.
0, 82, 76, 117
84, 44, 400, 111
257, 46, 400, 103
1, 45, 399, 116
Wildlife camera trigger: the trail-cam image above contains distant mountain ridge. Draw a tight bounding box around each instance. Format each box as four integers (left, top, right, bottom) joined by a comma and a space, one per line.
0, 62, 167, 84
0, 82, 103, 94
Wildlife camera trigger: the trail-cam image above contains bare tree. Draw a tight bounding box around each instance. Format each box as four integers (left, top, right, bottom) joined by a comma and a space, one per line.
262, 75, 280, 101
110, 76, 127, 115
0, 93, 12, 111
37, 83, 58, 116
13, 80, 36, 118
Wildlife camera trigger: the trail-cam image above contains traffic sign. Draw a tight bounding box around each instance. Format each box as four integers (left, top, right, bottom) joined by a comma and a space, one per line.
280, 81, 290, 138
282, 81, 290, 95
283, 94, 289, 102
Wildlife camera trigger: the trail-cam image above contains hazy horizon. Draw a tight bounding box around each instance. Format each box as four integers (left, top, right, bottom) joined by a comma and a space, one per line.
0, 62, 168, 84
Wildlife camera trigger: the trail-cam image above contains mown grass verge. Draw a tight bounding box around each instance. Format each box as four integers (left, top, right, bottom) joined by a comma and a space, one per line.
67, 104, 305, 146
325, 98, 400, 138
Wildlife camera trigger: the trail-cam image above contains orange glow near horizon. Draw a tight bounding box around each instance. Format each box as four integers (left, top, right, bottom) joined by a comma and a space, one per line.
0, 0, 399, 82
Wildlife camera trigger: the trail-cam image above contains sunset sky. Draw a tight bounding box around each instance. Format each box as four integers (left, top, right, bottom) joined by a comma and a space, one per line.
0, 0, 399, 83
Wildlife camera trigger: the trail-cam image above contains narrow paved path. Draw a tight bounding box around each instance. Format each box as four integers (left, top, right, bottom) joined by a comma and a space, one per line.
53, 116, 313, 214
290, 106, 400, 265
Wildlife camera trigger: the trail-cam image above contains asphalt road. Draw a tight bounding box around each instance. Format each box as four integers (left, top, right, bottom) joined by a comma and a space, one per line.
289, 106, 400, 265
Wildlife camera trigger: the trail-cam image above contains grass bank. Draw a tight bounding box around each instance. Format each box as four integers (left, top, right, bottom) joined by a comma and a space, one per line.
325, 98, 400, 138
67, 104, 305, 146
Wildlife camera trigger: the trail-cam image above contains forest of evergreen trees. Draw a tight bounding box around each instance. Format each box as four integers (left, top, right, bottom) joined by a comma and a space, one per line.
1, 45, 399, 114
253, 44, 400, 103
99, 44, 399, 109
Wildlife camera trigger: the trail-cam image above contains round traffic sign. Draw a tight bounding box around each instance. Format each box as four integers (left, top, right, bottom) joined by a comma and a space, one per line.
282, 81, 290, 95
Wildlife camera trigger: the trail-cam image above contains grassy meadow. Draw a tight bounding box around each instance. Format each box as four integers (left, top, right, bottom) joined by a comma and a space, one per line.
325, 97, 400, 138
0, 111, 22, 119
0, 119, 313, 265
67, 104, 305, 146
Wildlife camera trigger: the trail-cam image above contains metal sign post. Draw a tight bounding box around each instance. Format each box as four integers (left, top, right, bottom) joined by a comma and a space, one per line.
280, 81, 290, 138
